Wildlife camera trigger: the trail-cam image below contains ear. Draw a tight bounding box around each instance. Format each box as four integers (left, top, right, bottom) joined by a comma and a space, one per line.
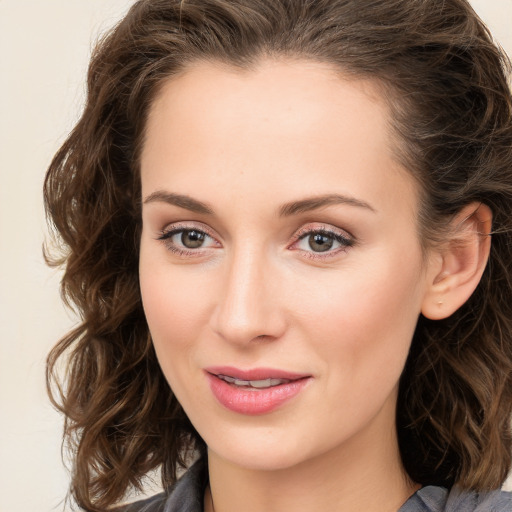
421, 202, 492, 320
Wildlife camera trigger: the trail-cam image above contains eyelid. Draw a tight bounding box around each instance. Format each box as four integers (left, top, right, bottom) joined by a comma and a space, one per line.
158, 221, 218, 240
294, 223, 354, 241
155, 221, 355, 259
289, 223, 356, 258
156, 221, 221, 256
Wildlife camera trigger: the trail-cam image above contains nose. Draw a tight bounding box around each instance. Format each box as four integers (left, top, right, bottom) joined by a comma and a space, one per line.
210, 247, 287, 345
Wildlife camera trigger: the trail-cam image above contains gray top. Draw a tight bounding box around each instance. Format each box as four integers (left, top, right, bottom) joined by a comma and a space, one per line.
120, 460, 512, 512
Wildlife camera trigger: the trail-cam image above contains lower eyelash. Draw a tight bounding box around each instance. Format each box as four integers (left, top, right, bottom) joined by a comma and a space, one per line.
296, 229, 355, 259
155, 226, 353, 259
156, 228, 210, 256
162, 243, 197, 257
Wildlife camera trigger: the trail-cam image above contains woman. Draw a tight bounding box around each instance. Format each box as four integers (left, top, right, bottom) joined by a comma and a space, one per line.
44, 0, 512, 511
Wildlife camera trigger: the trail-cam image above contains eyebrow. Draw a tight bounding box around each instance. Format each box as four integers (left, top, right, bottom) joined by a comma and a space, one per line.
143, 190, 376, 216
143, 191, 214, 214
279, 194, 376, 216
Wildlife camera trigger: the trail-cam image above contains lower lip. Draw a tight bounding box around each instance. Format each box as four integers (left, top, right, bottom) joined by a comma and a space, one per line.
206, 373, 310, 415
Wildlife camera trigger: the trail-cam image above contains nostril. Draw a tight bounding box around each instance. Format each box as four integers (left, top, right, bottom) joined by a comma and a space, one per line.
252, 334, 277, 343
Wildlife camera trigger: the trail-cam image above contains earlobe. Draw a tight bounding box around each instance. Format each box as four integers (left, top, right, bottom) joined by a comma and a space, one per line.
421, 202, 492, 320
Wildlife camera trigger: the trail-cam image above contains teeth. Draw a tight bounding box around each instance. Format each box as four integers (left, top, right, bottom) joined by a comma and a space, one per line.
218, 375, 289, 388
250, 378, 284, 388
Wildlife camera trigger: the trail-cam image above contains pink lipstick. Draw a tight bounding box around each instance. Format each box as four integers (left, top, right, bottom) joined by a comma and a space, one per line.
205, 366, 311, 415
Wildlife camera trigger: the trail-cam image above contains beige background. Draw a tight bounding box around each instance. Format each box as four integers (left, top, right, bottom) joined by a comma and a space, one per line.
1, 1, 511, 511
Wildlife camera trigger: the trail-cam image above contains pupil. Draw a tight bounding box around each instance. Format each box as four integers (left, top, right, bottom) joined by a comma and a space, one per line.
181, 230, 205, 249
309, 233, 333, 252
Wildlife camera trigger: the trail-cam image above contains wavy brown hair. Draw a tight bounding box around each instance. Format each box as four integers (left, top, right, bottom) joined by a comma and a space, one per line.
44, 0, 512, 510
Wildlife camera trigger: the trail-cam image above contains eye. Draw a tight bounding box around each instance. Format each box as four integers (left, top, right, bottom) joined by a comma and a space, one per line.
303, 232, 336, 253
157, 225, 219, 255
292, 226, 354, 257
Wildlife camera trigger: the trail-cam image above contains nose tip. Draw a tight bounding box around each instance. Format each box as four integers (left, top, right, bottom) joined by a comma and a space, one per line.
212, 289, 283, 345
210, 252, 286, 345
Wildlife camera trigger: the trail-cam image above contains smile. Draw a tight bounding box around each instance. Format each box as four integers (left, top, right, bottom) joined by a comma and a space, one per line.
205, 367, 311, 415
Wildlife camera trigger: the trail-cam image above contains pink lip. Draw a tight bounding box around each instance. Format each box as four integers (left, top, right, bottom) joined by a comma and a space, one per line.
205, 366, 311, 415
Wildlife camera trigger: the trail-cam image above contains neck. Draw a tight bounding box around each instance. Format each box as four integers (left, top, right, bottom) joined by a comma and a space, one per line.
204, 412, 418, 512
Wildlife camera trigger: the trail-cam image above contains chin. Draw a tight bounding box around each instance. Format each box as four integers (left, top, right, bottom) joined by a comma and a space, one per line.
211, 444, 308, 472
203, 424, 332, 473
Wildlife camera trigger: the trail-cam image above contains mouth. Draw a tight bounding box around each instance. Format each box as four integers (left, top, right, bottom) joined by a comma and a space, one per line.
204, 366, 311, 415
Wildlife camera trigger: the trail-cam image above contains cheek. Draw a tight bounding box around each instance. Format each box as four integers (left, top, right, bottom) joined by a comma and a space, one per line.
291, 250, 424, 388
140, 272, 187, 341
139, 263, 210, 405
138, 246, 211, 364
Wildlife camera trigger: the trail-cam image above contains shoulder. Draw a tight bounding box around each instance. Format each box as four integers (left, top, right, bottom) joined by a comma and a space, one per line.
115, 492, 167, 512
116, 459, 207, 512
400, 485, 512, 512
445, 487, 512, 512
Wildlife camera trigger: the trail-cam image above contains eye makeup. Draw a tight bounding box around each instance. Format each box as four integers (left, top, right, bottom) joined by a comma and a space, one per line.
290, 223, 355, 260
156, 221, 356, 261
157, 222, 220, 257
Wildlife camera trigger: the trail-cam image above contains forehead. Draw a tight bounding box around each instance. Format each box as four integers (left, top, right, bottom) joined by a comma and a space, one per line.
143, 58, 387, 156
140, 58, 418, 219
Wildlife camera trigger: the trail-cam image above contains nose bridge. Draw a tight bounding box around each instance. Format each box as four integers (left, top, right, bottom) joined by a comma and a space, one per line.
212, 244, 283, 344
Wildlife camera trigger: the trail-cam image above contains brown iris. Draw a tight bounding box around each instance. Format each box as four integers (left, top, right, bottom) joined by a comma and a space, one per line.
181, 230, 206, 248
308, 233, 334, 252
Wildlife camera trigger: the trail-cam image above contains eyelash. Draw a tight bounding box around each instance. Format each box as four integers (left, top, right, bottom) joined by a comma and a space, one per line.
292, 226, 355, 260
156, 223, 355, 260
157, 223, 219, 257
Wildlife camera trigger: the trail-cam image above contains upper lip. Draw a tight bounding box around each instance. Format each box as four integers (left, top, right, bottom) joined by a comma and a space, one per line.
205, 366, 310, 381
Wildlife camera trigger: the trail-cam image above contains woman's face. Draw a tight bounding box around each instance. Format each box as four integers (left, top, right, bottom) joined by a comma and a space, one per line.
139, 59, 436, 471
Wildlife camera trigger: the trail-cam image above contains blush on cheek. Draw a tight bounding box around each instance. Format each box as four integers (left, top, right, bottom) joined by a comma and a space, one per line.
304, 261, 421, 392
140, 263, 211, 351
